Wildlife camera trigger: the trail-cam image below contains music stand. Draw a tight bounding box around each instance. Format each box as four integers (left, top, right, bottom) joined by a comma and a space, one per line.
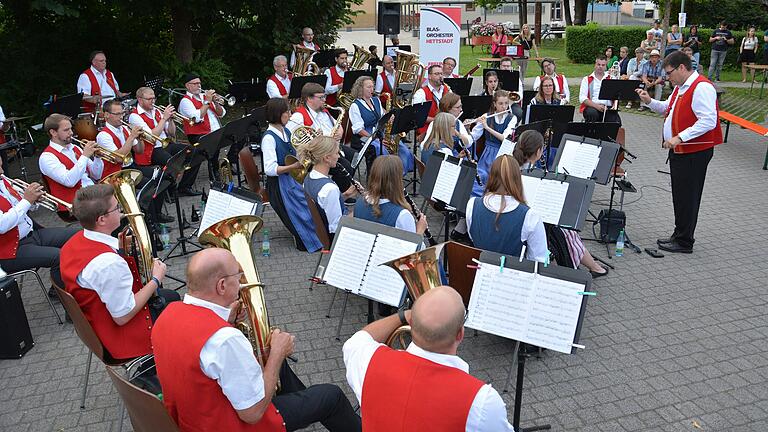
313, 50, 338, 69
397, 102, 431, 194
444, 78, 473, 96
458, 96, 492, 122
341, 70, 377, 93
522, 90, 537, 108
483, 69, 520, 92
598, 79, 643, 102
386, 45, 412, 58
45, 93, 84, 118
144, 77, 164, 96
162, 149, 203, 261
287, 75, 328, 100
228, 79, 266, 103
565, 122, 620, 143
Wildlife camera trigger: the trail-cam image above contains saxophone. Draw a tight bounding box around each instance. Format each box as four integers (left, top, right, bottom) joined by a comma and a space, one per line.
381, 96, 400, 155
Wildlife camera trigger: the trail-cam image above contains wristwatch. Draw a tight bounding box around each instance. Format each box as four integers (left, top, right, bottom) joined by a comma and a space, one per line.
398, 308, 408, 326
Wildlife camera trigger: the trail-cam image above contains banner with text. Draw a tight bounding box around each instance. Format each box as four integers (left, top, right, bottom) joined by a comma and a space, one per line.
419, 6, 462, 73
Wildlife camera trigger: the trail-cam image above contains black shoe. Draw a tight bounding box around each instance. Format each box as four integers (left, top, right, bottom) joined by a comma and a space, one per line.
450, 230, 470, 243
177, 188, 203, 197
656, 237, 674, 245
156, 213, 175, 223
590, 267, 609, 279
48, 286, 59, 300
658, 241, 693, 254
344, 197, 357, 205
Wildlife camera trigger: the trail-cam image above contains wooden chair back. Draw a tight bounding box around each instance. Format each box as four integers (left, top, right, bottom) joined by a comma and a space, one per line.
444, 241, 482, 307
54, 284, 110, 363
304, 191, 332, 251
105, 366, 179, 432
238, 147, 268, 203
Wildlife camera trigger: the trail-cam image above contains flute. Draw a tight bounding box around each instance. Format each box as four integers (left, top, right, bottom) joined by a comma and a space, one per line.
403, 190, 437, 246
461, 108, 513, 126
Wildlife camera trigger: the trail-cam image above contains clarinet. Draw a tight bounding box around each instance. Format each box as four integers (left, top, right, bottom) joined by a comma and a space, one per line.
335, 162, 366, 195
403, 190, 437, 246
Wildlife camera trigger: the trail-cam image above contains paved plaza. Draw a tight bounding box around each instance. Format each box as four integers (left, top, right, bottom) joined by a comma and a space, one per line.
1, 110, 767, 431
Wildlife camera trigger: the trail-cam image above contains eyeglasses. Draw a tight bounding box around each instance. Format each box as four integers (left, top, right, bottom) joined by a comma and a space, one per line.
220, 270, 244, 283
102, 204, 122, 216
188, 81, 202, 86
140, 97, 156, 101
311, 94, 327, 100
463, 308, 469, 323
664, 65, 679, 75
108, 110, 125, 115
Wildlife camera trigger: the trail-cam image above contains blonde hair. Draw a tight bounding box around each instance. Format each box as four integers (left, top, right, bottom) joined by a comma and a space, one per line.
424, 112, 455, 153
298, 135, 338, 164
350, 76, 374, 100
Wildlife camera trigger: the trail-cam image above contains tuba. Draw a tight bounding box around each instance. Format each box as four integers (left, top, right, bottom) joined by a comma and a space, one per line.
337, 45, 373, 109
392, 50, 426, 109
381, 242, 447, 349
293, 44, 320, 76
199, 215, 274, 368
285, 106, 345, 184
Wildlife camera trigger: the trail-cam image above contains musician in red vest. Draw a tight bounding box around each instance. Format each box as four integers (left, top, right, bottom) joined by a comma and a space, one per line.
266, 55, 293, 99
152, 248, 361, 432
412, 64, 450, 138
77, 51, 128, 113
374, 55, 396, 106
289, 27, 321, 69
343, 285, 514, 431
130, 86, 201, 196
637, 51, 722, 254
178, 73, 225, 182
324, 49, 349, 107
0, 156, 78, 291
578, 54, 622, 124
61, 184, 179, 361
38, 114, 102, 211
532, 58, 570, 101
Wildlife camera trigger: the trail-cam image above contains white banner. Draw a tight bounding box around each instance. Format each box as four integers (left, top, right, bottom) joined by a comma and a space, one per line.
419, 6, 462, 72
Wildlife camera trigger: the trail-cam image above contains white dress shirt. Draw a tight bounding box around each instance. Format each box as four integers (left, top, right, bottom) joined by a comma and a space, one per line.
76, 230, 136, 318
412, 83, 447, 106
287, 107, 335, 135
308, 169, 343, 233
469, 113, 516, 143
96, 123, 137, 167
39, 141, 102, 188
128, 106, 167, 148
466, 194, 548, 262
0, 105, 5, 130
0, 180, 34, 239
290, 41, 320, 68
532, 74, 571, 101
77, 66, 120, 98
324, 66, 346, 95
374, 71, 396, 94
266, 73, 292, 99
343, 330, 514, 432
183, 294, 266, 410
179, 92, 225, 132
349, 98, 383, 135
646, 71, 718, 143
578, 73, 612, 107
261, 125, 289, 177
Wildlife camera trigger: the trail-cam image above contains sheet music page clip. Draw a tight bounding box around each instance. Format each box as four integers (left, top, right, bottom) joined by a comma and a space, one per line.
577, 291, 597, 296
519, 245, 527, 262
544, 253, 550, 267
533, 260, 539, 276
499, 255, 506, 272
471, 258, 482, 267
571, 343, 585, 349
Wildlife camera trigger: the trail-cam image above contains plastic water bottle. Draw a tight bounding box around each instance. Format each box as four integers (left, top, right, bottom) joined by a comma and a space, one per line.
615, 229, 625, 257
261, 229, 270, 257
159, 224, 170, 250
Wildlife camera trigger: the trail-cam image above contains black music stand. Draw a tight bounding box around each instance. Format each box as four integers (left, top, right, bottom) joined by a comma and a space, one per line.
522, 90, 537, 108
527, 104, 576, 169
228, 79, 267, 118
565, 121, 620, 143
144, 77, 164, 95
420, 152, 477, 241
45, 93, 83, 118
341, 70, 377, 93
313, 50, 338, 69
458, 96, 492, 122
444, 78, 473, 96
598, 79, 643, 103
288, 75, 328, 100
483, 69, 520, 92
218, 113, 261, 186
401, 102, 431, 194
162, 149, 203, 261
246, 105, 269, 188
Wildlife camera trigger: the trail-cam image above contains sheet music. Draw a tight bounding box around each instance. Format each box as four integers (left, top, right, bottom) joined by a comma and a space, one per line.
496, 139, 516, 158
198, 190, 257, 236
431, 158, 461, 204
466, 264, 586, 354
520, 176, 570, 225
557, 140, 601, 179
360, 235, 419, 306
323, 229, 377, 291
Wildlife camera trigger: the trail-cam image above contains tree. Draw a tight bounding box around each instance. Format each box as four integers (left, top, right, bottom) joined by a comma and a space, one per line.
654, 0, 768, 29
517, 0, 528, 29
563, 0, 573, 26
573, 0, 589, 25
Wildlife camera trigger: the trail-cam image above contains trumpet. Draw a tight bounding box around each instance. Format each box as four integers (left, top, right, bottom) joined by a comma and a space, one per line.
119, 120, 171, 148
2, 175, 73, 212
71, 137, 133, 166
153, 104, 197, 126
210, 91, 236, 107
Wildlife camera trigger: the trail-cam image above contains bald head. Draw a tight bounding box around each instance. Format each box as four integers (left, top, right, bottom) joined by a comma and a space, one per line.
410, 286, 465, 353
187, 248, 239, 298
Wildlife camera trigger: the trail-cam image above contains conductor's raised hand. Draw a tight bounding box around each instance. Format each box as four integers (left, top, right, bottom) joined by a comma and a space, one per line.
635, 88, 652, 104
270, 329, 296, 360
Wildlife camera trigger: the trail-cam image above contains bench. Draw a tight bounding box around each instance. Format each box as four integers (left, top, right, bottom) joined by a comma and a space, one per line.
719, 110, 768, 170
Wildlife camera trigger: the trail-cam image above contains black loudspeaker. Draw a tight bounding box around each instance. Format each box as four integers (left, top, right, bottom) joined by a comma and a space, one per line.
598, 209, 626, 243
0, 277, 34, 359
378, 2, 401, 35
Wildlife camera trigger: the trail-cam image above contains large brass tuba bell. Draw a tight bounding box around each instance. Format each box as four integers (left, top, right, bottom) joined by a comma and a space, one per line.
199, 215, 274, 367
392, 49, 427, 109
293, 44, 320, 76
337, 44, 374, 109
380, 242, 447, 349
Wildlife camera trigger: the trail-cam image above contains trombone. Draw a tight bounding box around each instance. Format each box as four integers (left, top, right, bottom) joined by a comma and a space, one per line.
119, 120, 171, 148
71, 137, 133, 166
1, 175, 73, 212
153, 104, 197, 126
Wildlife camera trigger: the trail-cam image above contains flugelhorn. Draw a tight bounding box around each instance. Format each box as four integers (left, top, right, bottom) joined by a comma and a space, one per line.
286, 106, 346, 184
153, 104, 196, 126
1, 175, 72, 212
119, 120, 171, 148
71, 137, 133, 166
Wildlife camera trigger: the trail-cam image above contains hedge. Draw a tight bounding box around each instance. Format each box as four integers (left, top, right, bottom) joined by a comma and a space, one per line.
565, 24, 749, 71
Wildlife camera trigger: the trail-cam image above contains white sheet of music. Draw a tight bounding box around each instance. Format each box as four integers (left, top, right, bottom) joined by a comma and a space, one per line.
521, 176, 570, 225
496, 139, 516, 159
557, 140, 601, 179
360, 235, 419, 306
322, 228, 377, 292
198, 189, 257, 236
465, 264, 585, 354
431, 158, 461, 204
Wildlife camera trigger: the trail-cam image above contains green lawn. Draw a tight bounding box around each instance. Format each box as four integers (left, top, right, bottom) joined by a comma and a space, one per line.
458, 40, 745, 82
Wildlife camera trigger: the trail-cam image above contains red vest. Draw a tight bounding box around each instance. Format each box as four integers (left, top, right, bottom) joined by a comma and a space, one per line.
41, 145, 84, 211
60, 231, 152, 360
182, 95, 215, 136
269, 73, 292, 97
0, 179, 24, 259
295, 105, 332, 127
152, 302, 285, 432
417, 84, 449, 135
132, 109, 162, 166
379, 71, 394, 106
325, 67, 344, 107
361, 346, 484, 431
665, 74, 723, 155
579, 74, 610, 113
98, 125, 130, 177
81, 68, 118, 113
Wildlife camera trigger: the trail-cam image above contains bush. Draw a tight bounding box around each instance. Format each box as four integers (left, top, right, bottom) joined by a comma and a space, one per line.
566, 24, 748, 71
